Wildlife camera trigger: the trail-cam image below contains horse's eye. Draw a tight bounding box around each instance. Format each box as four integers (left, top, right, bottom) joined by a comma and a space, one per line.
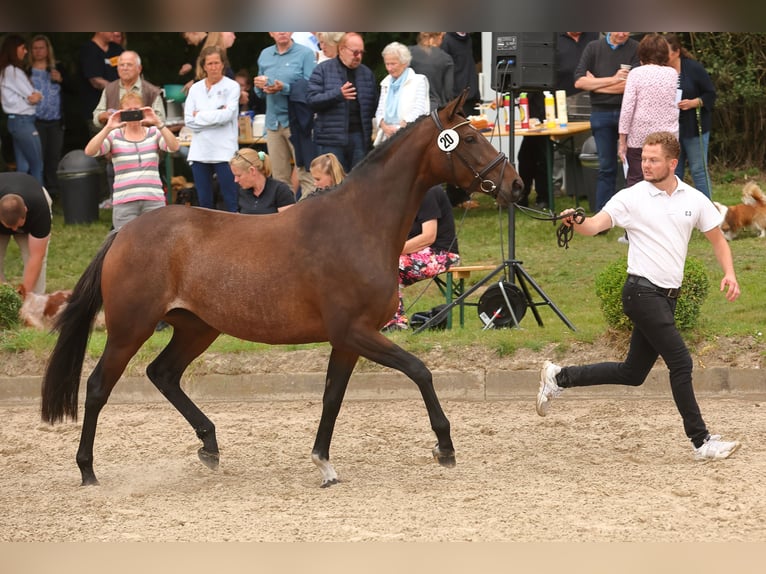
464, 135, 475, 143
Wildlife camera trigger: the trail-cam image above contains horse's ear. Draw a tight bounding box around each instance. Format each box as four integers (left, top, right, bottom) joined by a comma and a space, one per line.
446, 88, 469, 120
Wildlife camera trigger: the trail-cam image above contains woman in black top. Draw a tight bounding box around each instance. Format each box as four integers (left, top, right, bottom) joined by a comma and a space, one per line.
229, 148, 295, 214
382, 184, 460, 331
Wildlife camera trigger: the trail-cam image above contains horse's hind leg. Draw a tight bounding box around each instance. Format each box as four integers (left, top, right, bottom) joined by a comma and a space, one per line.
78, 337, 150, 485
311, 347, 359, 487
145, 310, 221, 470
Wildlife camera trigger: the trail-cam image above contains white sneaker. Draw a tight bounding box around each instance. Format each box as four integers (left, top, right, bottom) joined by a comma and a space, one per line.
536, 360, 562, 417
693, 434, 741, 460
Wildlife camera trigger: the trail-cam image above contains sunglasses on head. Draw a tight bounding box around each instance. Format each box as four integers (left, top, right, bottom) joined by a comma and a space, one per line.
233, 150, 265, 167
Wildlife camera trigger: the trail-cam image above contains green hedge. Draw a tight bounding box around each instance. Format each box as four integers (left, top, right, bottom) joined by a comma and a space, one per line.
594, 256, 710, 332
0, 284, 22, 331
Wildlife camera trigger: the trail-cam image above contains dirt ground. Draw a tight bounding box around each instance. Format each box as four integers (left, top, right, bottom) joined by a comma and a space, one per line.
1, 393, 765, 542
1, 335, 764, 543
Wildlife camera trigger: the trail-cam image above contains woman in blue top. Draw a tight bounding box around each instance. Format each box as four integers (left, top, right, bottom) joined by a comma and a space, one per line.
229, 148, 295, 214
29, 34, 64, 198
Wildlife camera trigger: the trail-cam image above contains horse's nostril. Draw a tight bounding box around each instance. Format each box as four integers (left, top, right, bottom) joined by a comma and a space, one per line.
513, 178, 524, 199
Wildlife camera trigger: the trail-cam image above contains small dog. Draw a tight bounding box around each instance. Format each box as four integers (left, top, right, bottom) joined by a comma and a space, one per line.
17, 286, 72, 331
713, 181, 766, 240
171, 175, 197, 206
17, 285, 105, 331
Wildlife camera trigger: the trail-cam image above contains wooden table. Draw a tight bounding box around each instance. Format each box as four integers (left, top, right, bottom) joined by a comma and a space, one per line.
483, 121, 592, 212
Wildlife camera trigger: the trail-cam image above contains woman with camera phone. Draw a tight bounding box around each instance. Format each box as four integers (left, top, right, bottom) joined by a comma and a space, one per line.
85, 91, 179, 230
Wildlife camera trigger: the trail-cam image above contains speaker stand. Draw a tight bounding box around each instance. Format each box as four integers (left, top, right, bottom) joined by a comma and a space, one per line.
414, 86, 575, 333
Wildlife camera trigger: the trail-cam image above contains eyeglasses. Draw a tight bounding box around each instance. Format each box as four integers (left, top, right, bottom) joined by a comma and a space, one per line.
343, 46, 365, 57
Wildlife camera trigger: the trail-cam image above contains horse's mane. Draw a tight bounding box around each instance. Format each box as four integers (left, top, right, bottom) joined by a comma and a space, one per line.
301, 103, 466, 201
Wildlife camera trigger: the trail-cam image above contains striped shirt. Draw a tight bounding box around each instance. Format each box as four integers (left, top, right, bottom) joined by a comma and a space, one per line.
97, 127, 168, 205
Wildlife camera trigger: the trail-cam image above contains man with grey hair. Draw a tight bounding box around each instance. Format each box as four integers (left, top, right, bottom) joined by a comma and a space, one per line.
92, 50, 165, 129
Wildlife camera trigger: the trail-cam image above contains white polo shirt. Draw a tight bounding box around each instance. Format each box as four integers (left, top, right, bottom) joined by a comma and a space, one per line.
603, 177, 722, 289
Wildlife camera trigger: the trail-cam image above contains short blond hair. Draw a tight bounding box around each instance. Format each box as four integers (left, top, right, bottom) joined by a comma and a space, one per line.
119, 92, 143, 109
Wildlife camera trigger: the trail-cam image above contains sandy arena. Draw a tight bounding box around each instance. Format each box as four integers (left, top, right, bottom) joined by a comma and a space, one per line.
1, 392, 764, 542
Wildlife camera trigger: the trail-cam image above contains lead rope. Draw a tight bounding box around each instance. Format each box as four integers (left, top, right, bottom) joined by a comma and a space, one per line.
515, 204, 587, 249
696, 105, 713, 196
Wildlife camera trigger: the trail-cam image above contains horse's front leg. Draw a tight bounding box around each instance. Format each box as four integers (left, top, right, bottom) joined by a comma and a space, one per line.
311, 347, 359, 487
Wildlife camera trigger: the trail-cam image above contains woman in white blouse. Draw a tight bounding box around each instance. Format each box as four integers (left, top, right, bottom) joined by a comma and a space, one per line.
0, 34, 44, 185
184, 45, 240, 211
373, 42, 430, 146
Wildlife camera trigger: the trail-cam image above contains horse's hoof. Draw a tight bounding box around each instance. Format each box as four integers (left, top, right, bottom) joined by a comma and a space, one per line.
197, 447, 220, 470
80, 475, 100, 486
320, 478, 340, 488
432, 446, 456, 468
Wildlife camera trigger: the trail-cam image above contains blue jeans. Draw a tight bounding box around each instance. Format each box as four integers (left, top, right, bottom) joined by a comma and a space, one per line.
7, 114, 44, 185
589, 109, 621, 212
557, 279, 709, 448
190, 161, 238, 212
317, 131, 368, 174
676, 132, 711, 198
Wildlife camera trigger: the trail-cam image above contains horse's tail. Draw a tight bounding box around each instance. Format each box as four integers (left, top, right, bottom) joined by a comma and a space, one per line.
41, 232, 117, 424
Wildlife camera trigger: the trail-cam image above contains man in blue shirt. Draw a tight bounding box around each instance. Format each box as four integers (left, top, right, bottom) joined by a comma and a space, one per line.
254, 33, 317, 197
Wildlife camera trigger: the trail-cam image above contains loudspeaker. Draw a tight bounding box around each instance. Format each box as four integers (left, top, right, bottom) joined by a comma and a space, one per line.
491, 33, 557, 92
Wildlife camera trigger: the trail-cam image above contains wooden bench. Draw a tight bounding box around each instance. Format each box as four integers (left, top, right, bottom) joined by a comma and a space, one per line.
432, 265, 498, 328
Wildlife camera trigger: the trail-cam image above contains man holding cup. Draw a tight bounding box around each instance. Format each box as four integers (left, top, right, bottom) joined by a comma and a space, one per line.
574, 32, 639, 214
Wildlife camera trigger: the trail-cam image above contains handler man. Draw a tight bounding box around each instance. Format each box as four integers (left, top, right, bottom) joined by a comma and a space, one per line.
0, 172, 52, 294
536, 131, 741, 461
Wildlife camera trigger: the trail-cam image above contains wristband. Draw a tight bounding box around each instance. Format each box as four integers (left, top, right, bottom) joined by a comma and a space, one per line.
156, 123, 166, 130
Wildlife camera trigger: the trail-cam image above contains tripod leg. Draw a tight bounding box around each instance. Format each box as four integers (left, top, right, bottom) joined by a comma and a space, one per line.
511, 264, 545, 327
514, 263, 577, 331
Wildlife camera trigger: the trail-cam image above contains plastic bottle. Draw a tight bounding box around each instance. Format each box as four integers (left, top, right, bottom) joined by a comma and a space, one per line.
544, 91, 556, 129
555, 89, 568, 128
519, 92, 530, 129
503, 94, 511, 131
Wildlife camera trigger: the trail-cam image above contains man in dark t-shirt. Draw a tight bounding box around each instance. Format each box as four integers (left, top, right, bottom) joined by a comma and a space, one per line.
383, 185, 461, 331
79, 33, 124, 126
0, 173, 53, 294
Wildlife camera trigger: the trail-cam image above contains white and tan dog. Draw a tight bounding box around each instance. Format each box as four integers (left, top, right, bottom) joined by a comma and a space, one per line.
18, 286, 105, 331
18, 286, 72, 331
713, 181, 766, 240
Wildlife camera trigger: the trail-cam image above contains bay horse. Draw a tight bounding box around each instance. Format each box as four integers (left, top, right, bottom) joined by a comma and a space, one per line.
41, 91, 522, 487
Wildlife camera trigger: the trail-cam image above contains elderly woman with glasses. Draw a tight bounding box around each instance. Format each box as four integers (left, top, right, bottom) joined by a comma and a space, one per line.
230, 148, 295, 214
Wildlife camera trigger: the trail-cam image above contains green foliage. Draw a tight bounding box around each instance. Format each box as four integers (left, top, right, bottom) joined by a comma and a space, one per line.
688, 33, 766, 169
0, 283, 22, 331
594, 258, 631, 331
594, 256, 710, 332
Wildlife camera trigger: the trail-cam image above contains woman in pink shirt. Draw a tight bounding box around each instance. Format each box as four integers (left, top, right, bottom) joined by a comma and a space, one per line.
618, 34, 679, 186
85, 92, 179, 229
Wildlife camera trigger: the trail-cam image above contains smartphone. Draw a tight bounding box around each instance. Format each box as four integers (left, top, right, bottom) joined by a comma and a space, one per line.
120, 109, 144, 122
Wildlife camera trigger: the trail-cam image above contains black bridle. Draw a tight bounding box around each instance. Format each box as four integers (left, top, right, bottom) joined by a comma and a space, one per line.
430, 110, 507, 194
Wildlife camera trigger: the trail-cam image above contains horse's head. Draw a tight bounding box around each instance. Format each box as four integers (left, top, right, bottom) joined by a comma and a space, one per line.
431, 90, 523, 207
